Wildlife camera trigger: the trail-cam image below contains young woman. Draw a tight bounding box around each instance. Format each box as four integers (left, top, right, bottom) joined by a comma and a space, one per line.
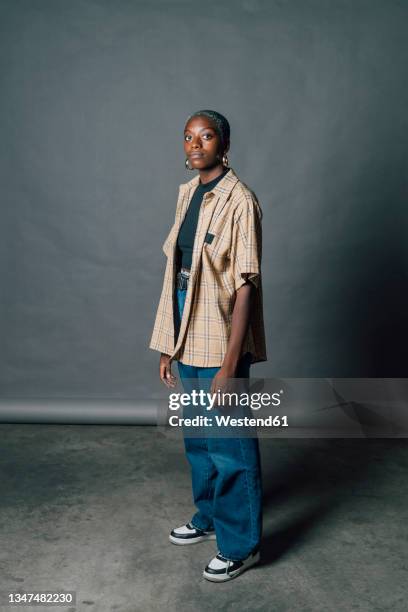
149, 109, 267, 582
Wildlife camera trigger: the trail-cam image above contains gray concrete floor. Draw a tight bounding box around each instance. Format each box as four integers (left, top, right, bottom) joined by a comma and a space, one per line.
0, 424, 406, 612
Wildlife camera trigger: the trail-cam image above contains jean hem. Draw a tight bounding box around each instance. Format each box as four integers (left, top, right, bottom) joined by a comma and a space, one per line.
190, 519, 214, 532
218, 544, 261, 562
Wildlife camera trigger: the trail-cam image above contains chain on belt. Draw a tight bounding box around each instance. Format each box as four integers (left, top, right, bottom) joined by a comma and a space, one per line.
175, 267, 190, 290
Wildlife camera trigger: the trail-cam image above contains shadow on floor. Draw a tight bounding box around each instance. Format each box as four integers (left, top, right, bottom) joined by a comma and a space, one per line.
258, 437, 403, 566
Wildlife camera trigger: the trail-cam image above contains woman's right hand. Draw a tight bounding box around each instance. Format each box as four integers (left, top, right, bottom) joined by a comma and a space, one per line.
160, 353, 177, 388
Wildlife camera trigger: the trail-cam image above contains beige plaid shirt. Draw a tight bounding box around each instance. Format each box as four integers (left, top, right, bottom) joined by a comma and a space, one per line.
149, 167, 267, 367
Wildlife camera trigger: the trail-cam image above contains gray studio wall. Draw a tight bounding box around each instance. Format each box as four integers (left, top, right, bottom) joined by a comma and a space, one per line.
0, 0, 407, 402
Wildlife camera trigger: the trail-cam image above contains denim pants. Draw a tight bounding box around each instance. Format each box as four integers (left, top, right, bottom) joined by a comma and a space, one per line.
174, 286, 263, 560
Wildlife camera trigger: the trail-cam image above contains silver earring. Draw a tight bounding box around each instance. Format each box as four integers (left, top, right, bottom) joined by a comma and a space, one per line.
185, 158, 193, 171
222, 154, 229, 167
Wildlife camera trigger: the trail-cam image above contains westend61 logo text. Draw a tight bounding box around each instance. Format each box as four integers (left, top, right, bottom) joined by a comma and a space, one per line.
168, 390, 282, 411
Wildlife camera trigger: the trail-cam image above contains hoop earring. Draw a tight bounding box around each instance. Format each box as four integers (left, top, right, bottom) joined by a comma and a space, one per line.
222, 154, 229, 168
185, 158, 193, 171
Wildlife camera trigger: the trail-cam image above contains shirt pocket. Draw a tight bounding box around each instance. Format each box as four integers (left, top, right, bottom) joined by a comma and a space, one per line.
202, 228, 230, 271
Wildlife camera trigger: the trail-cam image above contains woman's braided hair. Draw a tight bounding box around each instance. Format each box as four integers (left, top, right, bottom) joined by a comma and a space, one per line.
186, 109, 230, 152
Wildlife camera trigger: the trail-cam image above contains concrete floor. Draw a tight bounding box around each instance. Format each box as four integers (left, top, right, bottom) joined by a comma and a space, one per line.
0, 424, 406, 612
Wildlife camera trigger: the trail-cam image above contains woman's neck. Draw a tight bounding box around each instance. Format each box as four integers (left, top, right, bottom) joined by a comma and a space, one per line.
198, 165, 227, 185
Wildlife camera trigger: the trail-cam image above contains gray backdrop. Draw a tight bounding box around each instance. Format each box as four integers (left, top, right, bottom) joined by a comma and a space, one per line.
1, 0, 407, 405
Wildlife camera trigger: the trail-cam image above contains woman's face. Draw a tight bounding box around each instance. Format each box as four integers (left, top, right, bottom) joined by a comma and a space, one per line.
184, 116, 226, 171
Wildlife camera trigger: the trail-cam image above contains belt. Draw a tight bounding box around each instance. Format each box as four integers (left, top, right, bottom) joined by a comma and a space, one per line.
175, 267, 190, 290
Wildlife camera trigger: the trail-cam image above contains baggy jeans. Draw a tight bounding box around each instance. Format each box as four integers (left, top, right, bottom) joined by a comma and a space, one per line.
174, 286, 263, 560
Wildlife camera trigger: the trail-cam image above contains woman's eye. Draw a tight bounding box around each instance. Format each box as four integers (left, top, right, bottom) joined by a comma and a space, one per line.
184, 133, 213, 142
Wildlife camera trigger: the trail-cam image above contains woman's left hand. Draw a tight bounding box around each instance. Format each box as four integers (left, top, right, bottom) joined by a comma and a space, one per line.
210, 364, 237, 408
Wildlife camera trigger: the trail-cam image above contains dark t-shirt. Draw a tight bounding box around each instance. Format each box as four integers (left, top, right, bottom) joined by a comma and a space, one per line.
176, 168, 229, 270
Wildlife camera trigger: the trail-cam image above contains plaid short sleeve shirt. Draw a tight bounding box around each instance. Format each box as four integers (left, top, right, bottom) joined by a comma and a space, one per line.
149, 167, 267, 367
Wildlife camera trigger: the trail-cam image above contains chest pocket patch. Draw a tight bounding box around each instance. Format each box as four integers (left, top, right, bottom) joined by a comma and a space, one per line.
204, 232, 215, 244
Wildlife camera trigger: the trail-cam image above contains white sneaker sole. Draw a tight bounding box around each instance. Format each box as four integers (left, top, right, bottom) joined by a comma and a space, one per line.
203, 551, 260, 582
169, 532, 217, 545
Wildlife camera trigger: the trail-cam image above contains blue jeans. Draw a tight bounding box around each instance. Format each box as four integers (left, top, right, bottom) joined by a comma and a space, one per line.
174, 286, 263, 560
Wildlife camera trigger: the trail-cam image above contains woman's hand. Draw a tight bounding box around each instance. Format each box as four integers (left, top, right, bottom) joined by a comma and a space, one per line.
210, 364, 236, 393
160, 353, 177, 388
210, 364, 237, 408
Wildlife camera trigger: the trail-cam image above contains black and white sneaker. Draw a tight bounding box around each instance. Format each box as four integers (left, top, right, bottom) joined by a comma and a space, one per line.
169, 522, 216, 545
203, 549, 260, 582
